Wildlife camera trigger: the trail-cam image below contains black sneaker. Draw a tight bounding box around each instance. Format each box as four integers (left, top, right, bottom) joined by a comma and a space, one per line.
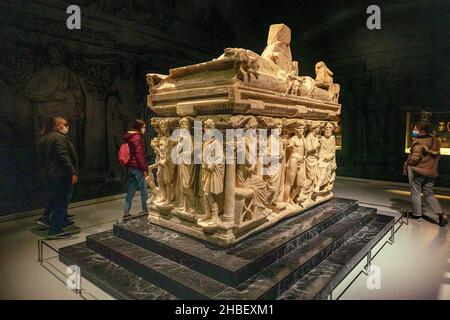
35, 216, 50, 227
62, 220, 75, 230
410, 215, 423, 222
47, 232, 73, 240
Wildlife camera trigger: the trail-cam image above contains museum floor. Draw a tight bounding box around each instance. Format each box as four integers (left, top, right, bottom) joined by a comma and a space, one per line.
0, 177, 449, 300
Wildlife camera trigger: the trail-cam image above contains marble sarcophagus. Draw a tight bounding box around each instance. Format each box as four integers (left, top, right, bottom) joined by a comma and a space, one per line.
145, 23, 341, 247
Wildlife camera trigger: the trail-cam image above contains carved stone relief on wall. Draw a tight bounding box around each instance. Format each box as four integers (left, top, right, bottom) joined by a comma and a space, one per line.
0, 0, 225, 214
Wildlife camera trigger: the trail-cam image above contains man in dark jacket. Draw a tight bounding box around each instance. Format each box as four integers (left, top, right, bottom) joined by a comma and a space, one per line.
36, 116, 79, 238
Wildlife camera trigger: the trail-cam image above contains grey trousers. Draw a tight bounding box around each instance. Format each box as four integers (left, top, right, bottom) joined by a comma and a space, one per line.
407, 167, 443, 216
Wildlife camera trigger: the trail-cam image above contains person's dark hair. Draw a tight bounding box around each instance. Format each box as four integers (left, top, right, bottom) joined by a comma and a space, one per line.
415, 121, 431, 134
132, 119, 146, 131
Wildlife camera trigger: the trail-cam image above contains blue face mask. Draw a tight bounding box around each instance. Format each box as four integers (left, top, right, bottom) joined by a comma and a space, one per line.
412, 130, 420, 138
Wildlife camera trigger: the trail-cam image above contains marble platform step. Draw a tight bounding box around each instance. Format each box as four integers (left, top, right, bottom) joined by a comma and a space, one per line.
113, 197, 359, 287
59, 242, 177, 300
215, 206, 378, 299
279, 214, 395, 300
83, 205, 377, 299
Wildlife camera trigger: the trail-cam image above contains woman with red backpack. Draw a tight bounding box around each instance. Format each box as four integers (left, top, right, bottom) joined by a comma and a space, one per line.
120, 119, 148, 219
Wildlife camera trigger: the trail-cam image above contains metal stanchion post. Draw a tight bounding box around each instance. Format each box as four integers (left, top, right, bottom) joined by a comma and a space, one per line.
389, 225, 395, 244
75, 275, 82, 295
364, 250, 372, 274
38, 239, 43, 263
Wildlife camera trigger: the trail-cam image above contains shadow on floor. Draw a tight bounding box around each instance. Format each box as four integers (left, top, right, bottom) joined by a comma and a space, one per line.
30, 225, 81, 238
390, 197, 441, 225
390, 197, 412, 212
421, 215, 439, 225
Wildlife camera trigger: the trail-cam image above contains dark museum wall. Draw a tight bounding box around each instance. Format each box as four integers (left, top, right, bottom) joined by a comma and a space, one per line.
0, 0, 448, 216
0, 0, 233, 215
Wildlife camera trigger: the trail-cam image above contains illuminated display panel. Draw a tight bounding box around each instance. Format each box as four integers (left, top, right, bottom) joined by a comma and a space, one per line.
405, 112, 450, 156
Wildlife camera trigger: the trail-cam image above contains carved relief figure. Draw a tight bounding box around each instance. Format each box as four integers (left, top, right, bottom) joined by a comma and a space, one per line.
236, 118, 270, 219
315, 122, 337, 193
329, 83, 340, 103
315, 61, 333, 87
240, 53, 260, 82
26, 43, 85, 156
232, 49, 259, 82
146, 137, 162, 204
155, 119, 175, 205
261, 24, 298, 76
286, 71, 303, 95
302, 121, 323, 206
198, 119, 225, 224
219, 48, 260, 83
314, 61, 340, 103
173, 117, 196, 213
265, 122, 286, 205
283, 120, 307, 204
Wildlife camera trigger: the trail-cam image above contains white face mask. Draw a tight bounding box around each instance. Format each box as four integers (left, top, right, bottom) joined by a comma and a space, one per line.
60, 127, 69, 135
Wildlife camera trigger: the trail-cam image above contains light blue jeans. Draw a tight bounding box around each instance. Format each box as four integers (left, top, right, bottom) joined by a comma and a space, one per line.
407, 166, 443, 216
124, 168, 148, 214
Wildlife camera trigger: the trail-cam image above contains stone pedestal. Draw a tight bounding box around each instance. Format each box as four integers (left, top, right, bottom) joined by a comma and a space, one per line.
60, 198, 395, 300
